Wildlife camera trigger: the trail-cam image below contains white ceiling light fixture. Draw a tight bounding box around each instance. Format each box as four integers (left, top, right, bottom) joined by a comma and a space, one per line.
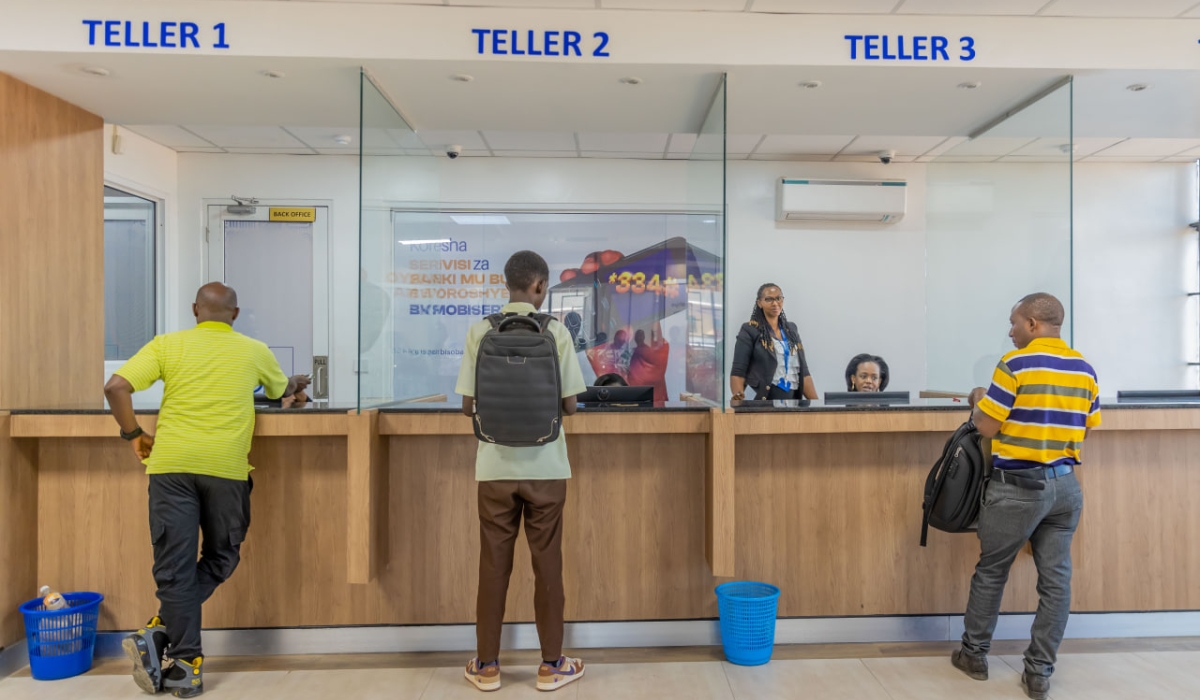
333, 135, 353, 145
957, 81, 982, 90
619, 77, 643, 85
450, 215, 511, 225
398, 238, 451, 245
799, 80, 822, 89
261, 69, 286, 79
79, 66, 110, 77
450, 74, 474, 82
1126, 83, 1151, 92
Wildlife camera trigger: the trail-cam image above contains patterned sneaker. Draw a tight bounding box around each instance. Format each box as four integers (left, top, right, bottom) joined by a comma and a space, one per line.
162, 656, 204, 698
465, 658, 501, 692
537, 656, 585, 692
122, 615, 166, 694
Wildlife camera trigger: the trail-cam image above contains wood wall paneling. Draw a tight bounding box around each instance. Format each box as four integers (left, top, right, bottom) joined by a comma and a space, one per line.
705, 408, 735, 577
0, 73, 104, 410
0, 415, 38, 648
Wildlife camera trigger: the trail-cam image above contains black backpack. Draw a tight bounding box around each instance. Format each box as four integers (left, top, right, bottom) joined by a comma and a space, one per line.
920, 420, 989, 546
472, 312, 563, 447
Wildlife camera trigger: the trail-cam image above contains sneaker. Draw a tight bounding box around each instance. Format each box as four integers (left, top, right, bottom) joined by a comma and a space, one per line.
122, 616, 166, 694
1021, 672, 1050, 700
951, 648, 989, 681
465, 658, 501, 692
162, 656, 204, 698
537, 656, 585, 692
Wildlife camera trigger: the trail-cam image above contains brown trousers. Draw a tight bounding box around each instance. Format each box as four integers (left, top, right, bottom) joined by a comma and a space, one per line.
476, 479, 567, 663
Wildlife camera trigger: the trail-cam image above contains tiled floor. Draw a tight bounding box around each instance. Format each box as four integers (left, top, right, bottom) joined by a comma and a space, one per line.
1, 651, 1198, 699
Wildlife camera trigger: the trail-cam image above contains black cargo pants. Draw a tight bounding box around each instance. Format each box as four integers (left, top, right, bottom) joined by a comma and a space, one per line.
148, 473, 252, 660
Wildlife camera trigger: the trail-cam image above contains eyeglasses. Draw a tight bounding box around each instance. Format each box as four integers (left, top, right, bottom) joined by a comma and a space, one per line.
761, 296, 784, 304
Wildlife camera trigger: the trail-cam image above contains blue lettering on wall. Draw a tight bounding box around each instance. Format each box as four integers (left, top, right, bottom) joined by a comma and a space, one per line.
844, 34, 975, 62
472, 28, 609, 57
82, 19, 231, 49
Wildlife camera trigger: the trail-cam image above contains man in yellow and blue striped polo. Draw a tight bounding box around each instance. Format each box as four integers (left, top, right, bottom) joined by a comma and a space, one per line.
104, 282, 307, 698
951, 292, 1100, 700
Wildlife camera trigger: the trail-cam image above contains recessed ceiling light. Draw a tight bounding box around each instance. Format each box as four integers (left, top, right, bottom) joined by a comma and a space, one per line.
261, 70, 286, 79
619, 77, 643, 85
799, 80, 822, 89
79, 66, 110, 77
333, 135, 353, 145
957, 81, 982, 90
1126, 83, 1150, 92
450, 74, 474, 82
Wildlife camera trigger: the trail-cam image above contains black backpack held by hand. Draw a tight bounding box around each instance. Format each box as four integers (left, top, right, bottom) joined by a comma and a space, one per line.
472, 312, 563, 447
920, 420, 989, 546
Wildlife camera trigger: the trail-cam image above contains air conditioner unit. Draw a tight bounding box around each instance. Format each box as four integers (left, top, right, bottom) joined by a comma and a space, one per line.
776, 178, 906, 223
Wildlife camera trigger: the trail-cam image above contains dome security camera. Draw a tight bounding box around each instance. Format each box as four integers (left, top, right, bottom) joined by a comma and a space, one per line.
446, 144, 462, 159
878, 149, 896, 165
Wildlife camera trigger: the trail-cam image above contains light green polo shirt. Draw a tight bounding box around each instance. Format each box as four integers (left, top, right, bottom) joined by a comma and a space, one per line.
455, 302, 587, 481
115, 321, 289, 481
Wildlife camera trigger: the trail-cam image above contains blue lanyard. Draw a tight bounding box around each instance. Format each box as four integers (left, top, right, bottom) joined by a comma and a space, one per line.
775, 326, 793, 392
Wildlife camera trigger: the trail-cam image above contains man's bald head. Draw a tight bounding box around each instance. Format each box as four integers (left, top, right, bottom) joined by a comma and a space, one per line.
1015, 292, 1065, 327
193, 282, 239, 325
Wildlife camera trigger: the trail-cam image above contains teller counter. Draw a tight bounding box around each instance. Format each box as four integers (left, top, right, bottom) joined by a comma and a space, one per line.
2, 401, 1198, 648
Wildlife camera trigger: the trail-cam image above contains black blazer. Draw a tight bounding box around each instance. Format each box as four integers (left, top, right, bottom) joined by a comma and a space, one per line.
730, 320, 811, 395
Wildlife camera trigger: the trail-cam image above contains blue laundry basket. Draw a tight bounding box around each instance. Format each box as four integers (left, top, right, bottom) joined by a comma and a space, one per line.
20, 592, 104, 681
715, 581, 780, 666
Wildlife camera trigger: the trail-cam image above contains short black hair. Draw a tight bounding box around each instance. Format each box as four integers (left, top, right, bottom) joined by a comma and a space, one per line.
845, 353, 890, 391
504, 250, 550, 292
1016, 292, 1065, 327
594, 373, 628, 387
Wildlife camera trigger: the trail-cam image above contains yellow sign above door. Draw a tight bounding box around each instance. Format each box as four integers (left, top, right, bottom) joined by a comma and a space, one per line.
269, 207, 316, 222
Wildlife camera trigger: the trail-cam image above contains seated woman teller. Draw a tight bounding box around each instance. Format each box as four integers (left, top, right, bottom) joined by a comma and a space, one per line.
845, 353, 889, 392
730, 283, 817, 402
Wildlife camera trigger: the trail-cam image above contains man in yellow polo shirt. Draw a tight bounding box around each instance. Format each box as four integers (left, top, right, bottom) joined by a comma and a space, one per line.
104, 283, 307, 698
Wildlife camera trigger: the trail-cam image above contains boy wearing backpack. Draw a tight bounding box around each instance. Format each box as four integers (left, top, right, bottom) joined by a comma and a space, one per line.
456, 250, 588, 693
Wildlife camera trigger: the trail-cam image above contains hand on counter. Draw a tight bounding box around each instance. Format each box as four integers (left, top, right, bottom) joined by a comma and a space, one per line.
133, 432, 155, 460
281, 390, 309, 409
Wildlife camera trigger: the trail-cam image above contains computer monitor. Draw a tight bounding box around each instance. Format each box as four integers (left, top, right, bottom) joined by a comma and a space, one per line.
1116, 390, 1200, 403
823, 391, 910, 405
577, 385, 655, 407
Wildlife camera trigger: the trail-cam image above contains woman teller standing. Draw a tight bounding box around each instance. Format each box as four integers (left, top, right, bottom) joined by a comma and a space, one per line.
730, 283, 816, 403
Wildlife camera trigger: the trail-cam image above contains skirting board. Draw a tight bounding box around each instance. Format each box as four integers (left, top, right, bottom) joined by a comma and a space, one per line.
75, 611, 1200, 659
0, 644, 29, 680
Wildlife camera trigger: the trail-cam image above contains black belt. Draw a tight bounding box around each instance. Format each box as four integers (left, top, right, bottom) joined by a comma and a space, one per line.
991, 464, 1073, 491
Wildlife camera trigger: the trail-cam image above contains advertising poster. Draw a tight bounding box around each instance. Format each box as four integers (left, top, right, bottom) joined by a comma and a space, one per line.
385, 212, 723, 404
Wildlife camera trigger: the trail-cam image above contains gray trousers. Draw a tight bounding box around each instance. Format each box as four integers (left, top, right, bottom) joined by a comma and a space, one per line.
962, 469, 1083, 678
148, 473, 252, 660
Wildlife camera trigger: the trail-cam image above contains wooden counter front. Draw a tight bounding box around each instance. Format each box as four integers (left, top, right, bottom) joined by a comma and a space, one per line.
3, 407, 1199, 643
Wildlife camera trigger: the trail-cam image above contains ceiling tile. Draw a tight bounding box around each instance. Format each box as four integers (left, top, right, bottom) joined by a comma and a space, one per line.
602, 0, 746, 8
1038, 0, 1197, 17
920, 136, 967, 158
313, 147, 362, 156
898, 0, 1051, 15
415, 130, 489, 150
484, 131, 577, 151
725, 134, 765, 153
839, 135, 949, 156
184, 126, 307, 149
173, 146, 226, 154
748, 153, 836, 161
580, 151, 666, 159
1093, 138, 1200, 157
386, 129, 425, 149
939, 137, 1036, 157
929, 155, 1003, 162
122, 125, 215, 149
1083, 155, 1175, 162
751, 0, 901, 12
222, 147, 318, 155
284, 126, 361, 150
1009, 137, 1126, 158
445, 0, 594, 6
492, 150, 580, 158
1183, 4, 1200, 16
666, 133, 699, 154
577, 133, 670, 152
1161, 156, 1200, 162
756, 134, 855, 154
833, 153, 917, 162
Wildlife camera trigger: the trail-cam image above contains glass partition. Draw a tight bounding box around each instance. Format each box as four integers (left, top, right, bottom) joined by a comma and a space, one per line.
357, 71, 728, 410
924, 77, 1073, 392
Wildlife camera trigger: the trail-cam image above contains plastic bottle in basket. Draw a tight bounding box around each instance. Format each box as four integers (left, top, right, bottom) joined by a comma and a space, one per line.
39, 585, 67, 611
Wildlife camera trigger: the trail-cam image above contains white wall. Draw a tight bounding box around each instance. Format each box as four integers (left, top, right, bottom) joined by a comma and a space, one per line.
157, 152, 1196, 405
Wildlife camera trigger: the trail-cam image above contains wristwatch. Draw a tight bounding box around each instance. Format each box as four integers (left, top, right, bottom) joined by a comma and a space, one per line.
120, 425, 144, 441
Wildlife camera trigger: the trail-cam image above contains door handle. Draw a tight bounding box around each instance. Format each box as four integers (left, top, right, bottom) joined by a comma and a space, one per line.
313, 356, 329, 399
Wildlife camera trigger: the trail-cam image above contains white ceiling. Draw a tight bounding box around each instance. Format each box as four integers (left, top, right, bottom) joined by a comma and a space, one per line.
2, 2, 1198, 162
193, 0, 1200, 19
